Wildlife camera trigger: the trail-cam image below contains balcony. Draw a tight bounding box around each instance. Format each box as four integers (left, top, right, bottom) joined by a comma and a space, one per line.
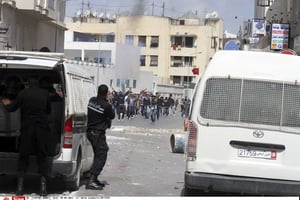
169, 66, 192, 76
15, 0, 56, 21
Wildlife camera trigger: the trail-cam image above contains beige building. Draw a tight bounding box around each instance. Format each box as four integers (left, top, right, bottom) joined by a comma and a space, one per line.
66, 12, 223, 86
0, 0, 66, 52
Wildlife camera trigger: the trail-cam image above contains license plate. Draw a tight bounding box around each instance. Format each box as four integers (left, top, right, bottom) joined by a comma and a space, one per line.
238, 149, 277, 160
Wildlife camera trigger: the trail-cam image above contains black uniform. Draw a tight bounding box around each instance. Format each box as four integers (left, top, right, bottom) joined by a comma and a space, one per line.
4, 84, 51, 176
87, 96, 115, 177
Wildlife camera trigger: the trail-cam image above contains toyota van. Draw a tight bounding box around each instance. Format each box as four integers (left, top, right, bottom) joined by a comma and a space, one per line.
185, 50, 300, 195
0, 51, 95, 190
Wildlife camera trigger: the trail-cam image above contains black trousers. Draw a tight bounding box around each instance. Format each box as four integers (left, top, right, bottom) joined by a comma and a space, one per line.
18, 122, 49, 176
87, 130, 109, 177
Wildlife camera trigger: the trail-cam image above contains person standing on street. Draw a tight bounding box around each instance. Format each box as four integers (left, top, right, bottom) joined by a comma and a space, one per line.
86, 84, 115, 190
1, 77, 51, 196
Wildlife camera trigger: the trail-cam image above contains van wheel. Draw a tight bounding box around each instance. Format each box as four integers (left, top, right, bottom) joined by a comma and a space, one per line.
65, 152, 82, 191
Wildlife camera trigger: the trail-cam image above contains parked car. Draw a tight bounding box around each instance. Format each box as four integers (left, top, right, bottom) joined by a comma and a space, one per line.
184, 50, 300, 195
0, 51, 95, 190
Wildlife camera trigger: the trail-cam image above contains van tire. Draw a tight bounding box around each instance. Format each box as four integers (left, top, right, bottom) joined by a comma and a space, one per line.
65, 151, 82, 191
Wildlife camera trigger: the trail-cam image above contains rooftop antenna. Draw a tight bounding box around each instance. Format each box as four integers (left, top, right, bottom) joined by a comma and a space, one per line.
162, 2, 165, 17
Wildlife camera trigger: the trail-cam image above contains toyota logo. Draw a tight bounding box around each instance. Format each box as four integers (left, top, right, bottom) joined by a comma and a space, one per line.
253, 130, 264, 138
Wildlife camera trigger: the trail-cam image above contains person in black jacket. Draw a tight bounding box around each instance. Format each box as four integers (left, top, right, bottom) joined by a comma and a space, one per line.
86, 84, 115, 190
1, 77, 51, 196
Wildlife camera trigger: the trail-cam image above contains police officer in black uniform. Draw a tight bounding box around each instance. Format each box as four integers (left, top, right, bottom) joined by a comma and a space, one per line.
1, 77, 51, 196
86, 84, 115, 190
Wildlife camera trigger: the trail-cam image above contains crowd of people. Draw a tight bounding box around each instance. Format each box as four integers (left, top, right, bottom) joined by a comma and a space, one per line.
109, 88, 191, 121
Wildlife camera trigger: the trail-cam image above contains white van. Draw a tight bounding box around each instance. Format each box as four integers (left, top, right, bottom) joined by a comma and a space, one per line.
0, 51, 95, 190
185, 50, 300, 195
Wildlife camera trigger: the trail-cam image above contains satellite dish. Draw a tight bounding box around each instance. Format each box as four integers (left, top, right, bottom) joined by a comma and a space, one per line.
76, 10, 81, 17
99, 12, 104, 18
210, 11, 218, 18
92, 11, 98, 17
205, 13, 211, 18
85, 9, 91, 17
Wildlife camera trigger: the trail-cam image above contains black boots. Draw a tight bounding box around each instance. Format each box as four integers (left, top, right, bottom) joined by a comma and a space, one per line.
15, 175, 47, 196
40, 176, 47, 196
85, 174, 104, 190
15, 176, 24, 196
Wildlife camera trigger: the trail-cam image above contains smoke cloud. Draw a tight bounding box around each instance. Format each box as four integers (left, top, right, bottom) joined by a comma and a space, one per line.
132, 0, 147, 16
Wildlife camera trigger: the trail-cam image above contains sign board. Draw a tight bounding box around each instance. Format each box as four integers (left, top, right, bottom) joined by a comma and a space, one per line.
224, 40, 240, 50
252, 18, 266, 36
271, 23, 290, 50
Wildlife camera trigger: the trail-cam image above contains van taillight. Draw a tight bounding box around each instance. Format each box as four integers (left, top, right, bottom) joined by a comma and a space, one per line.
63, 116, 73, 148
187, 121, 197, 161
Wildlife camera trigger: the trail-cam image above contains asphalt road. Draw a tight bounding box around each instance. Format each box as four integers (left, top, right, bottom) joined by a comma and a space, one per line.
0, 111, 187, 197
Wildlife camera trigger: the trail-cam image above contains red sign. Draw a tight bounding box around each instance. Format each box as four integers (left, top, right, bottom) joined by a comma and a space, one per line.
12, 196, 26, 200
192, 68, 199, 75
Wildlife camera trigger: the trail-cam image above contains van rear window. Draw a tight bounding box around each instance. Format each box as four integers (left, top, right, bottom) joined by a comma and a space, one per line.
200, 78, 300, 128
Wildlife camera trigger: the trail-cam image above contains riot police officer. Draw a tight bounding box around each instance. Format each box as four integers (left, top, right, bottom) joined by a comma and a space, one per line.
86, 84, 115, 190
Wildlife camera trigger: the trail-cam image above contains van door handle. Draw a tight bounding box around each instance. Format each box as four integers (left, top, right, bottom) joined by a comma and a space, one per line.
230, 140, 285, 151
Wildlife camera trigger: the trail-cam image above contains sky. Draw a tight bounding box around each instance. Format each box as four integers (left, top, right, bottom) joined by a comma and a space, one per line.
66, 0, 255, 34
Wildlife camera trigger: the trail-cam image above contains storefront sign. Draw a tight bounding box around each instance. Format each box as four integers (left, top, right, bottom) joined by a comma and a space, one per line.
252, 18, 266, 36
271, 23, 289, 50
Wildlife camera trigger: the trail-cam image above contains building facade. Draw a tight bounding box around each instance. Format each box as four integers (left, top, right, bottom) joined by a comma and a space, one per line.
65, 13, 224, 87
0, 0, 66, 52
240, 0, 300, 53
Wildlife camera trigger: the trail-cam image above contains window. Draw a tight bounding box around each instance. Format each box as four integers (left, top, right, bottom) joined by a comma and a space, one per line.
172, 76, 181, 84
117, 79, 120, 87
140, 55, 146, 66
125, 79, 130, 88
211, 37, 217, 49
74, 57, 81, 61
150, 55, 158, 67
125, 35, 134, 45
106, 35, 115, 42
185, 37, 194, 48
133, 80, 137, 88
48, 0, 55, 9
184, 57, 193, 67
94, 57, 105, 63
150, 36, 159, 48
138, 36, 146, 47
200, 78, 300, 129
171, 56, 182, 67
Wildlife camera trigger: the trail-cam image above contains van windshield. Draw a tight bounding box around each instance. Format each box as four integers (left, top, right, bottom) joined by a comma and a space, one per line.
200, 78, 300, 128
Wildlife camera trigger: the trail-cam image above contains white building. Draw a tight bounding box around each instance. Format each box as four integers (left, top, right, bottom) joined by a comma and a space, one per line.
64, 30, 156, 94
0, 0, 66, 52
65, 12, 224, 88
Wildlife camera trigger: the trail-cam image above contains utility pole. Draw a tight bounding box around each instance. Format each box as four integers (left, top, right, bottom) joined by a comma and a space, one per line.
81, 0, 84, 22
162, 2, 165, 17
152, 0, 154, 16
